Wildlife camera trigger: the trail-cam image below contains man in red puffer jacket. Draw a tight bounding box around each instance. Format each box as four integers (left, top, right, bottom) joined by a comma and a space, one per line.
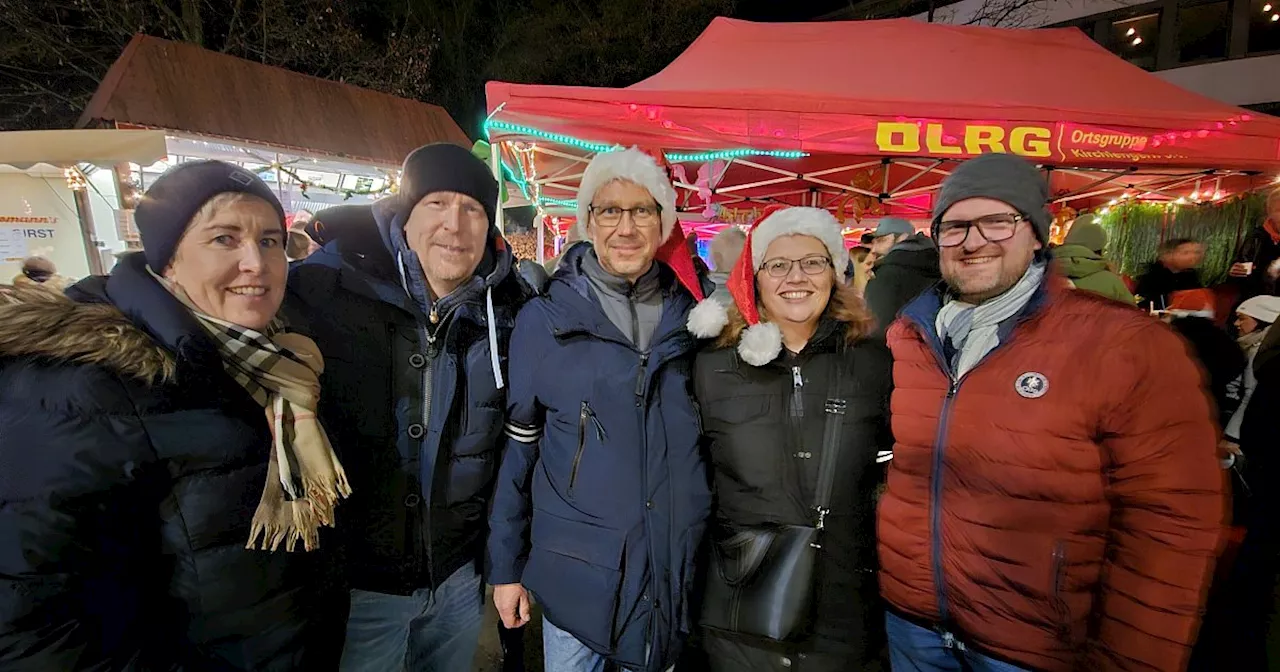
878, 153, 1225, 672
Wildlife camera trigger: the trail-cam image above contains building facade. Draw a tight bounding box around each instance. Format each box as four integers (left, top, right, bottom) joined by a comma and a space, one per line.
822, 0, 1280, 113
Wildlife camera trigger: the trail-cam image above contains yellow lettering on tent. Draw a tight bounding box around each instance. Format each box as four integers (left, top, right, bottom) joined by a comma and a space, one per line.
875, 123, 921, 153
1011, 127, 1052, 157
925, 124, 963, 155
964, 126, 1006, 154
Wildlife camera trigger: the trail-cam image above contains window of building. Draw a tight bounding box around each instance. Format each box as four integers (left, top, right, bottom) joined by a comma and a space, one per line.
1250, 0, 1280, 54
1110, 12, 1161, 69
1178, 1, 1230, 62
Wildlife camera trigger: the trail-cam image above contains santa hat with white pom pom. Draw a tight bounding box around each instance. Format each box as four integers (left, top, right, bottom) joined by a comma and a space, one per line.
686, 206, 850, 366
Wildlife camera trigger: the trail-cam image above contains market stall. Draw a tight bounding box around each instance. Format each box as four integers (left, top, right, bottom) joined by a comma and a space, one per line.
484, 17, 1280, 261
0, 129, 167, 280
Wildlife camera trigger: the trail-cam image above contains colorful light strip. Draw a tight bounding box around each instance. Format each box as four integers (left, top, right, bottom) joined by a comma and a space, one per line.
665, 149, 808, 162
483, 119, 810, 163
486, 120, 619, 154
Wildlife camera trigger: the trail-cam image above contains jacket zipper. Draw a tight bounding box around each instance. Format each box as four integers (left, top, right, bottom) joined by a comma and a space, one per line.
790, 366, 804, 418
415, 302, 461, 590
931, 375, 959, 625
569, 401, 606, 493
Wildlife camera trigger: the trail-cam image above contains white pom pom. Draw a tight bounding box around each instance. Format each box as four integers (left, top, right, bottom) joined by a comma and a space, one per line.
686, 297, 730, 339
737, 322, 783, 366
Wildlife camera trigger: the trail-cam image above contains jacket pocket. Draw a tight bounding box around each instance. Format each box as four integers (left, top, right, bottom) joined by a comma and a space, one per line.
1050, 540, 1071, 640
524, 510, 626, 654
569, 401, 606, 494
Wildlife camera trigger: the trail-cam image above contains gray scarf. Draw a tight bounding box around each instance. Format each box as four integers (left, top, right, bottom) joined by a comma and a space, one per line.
936, 261, 1046, 378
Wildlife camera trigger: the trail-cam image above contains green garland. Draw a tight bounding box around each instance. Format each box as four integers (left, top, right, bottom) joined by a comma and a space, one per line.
1096, 193, 1268, 285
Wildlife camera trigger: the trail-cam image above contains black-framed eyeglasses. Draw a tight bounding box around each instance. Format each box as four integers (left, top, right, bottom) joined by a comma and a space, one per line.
589, 203, 662, 228
936, 213, 1025, 248
759, 255, 832, 278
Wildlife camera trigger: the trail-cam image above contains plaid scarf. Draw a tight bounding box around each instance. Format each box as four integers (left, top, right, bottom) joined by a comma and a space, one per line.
152, 270, 350, 552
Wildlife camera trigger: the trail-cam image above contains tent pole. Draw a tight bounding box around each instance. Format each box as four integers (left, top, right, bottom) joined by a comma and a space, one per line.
489, 141, 506, 235
889, 160, 943, 195
537, 216, 545, 264
71, 180, 106, 276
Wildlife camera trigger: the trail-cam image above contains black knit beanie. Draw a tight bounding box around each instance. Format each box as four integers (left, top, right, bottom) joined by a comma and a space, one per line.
134, 160, 285, 273
931, 154, 1051, 245
398, 143, 499, 225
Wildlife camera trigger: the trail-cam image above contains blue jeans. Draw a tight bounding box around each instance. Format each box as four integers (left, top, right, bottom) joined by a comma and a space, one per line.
543, 616, 610, 672
339, 563, 484, 672
542, 618, 670, 672
886, 612, 1031, 672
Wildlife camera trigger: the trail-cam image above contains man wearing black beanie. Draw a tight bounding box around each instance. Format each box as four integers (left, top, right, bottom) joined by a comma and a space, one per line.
877, 153, 1222, 672
284, 143, 536, 671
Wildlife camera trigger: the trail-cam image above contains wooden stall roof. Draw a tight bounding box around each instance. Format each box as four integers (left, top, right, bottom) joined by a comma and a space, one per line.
80, 34, 470, 166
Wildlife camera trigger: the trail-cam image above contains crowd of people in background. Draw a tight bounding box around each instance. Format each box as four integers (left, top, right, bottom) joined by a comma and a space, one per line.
1, 143, 1278, 672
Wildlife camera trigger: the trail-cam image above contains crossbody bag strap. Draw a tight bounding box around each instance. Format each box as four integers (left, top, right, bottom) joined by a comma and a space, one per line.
812, 354, 846, 530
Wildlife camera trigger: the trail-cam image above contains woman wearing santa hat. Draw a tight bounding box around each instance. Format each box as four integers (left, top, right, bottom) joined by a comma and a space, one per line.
686, 206, 892, 671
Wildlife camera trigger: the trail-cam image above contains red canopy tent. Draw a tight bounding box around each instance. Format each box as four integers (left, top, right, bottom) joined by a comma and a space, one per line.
485, 17, 1280, 244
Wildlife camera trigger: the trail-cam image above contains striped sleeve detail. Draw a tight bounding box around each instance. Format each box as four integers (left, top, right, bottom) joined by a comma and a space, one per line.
876, 450, 894, 464
504, 419, 543, 444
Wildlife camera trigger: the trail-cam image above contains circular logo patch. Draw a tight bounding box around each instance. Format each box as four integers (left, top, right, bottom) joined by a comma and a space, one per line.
1015, 372, 1049, 399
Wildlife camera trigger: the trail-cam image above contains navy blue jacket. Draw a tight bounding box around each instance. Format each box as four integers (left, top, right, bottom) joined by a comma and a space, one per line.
285, 202, 535, 596
0, 253, 341, 671
486, 244, 712, 672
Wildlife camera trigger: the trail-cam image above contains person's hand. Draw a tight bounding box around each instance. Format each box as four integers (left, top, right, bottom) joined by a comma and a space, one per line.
493, 583, 532, 628
1220, 439, 1242, 456
1229, 262, 1251, 278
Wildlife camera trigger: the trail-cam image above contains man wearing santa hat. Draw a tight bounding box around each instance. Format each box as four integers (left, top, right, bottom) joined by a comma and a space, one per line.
486, 147, 712, 672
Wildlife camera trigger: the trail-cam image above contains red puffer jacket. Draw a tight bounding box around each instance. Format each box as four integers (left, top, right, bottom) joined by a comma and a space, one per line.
879, 280, 1225, 672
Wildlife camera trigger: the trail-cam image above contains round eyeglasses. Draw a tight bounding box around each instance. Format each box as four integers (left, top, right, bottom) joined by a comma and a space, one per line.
759, 255, 832, 278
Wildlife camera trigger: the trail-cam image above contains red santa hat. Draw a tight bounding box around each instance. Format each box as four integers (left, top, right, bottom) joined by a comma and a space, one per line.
576, 146, 704, 302
575, 146, 679, 243
686, 206, 850, 366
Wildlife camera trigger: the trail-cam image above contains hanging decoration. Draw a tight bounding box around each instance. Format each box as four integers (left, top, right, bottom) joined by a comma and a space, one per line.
509, 141, 562, 254
1097, 191, 1269, 284
63, 167, 88, 192
834, 167, 885, 223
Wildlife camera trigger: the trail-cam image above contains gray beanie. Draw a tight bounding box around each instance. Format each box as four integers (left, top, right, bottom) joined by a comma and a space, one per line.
931, 154, 1051, 245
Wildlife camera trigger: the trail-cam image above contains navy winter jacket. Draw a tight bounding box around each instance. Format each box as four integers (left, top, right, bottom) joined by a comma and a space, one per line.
285, 201, 535, 595
486, 244, 712, 672
0, 253, 342, 670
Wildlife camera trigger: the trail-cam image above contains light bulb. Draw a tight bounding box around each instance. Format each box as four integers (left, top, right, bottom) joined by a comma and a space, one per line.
1266, 3, 1274, 11
1272, 13, 1279, 21
1132, 37, 1143, 46
1126, 27, 1136, 36
1108, 199, 1118, 206
1191, 191, 1200, 199
1175, 197, 1187, 204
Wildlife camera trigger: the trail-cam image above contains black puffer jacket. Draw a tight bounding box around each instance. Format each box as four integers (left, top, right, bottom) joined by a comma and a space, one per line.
693, 321, 893, 668
0, 253, 341, 671
865, 235, 940, 335
285, 212, 535, 596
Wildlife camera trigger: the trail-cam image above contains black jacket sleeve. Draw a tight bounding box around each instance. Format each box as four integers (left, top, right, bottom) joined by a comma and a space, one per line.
0, 363, 160, 670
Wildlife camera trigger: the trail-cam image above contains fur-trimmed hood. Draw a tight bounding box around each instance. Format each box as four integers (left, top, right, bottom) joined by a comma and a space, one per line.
0, 283, 174, 384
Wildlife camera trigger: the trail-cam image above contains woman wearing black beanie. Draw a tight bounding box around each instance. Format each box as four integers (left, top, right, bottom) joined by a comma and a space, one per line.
0, 159, 346, 670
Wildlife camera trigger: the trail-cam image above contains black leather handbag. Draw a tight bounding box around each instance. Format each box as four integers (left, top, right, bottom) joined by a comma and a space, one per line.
698, 365, 847, 643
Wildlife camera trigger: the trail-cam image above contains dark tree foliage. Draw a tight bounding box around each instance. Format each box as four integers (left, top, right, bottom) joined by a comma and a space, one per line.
0, 0, 735, 136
